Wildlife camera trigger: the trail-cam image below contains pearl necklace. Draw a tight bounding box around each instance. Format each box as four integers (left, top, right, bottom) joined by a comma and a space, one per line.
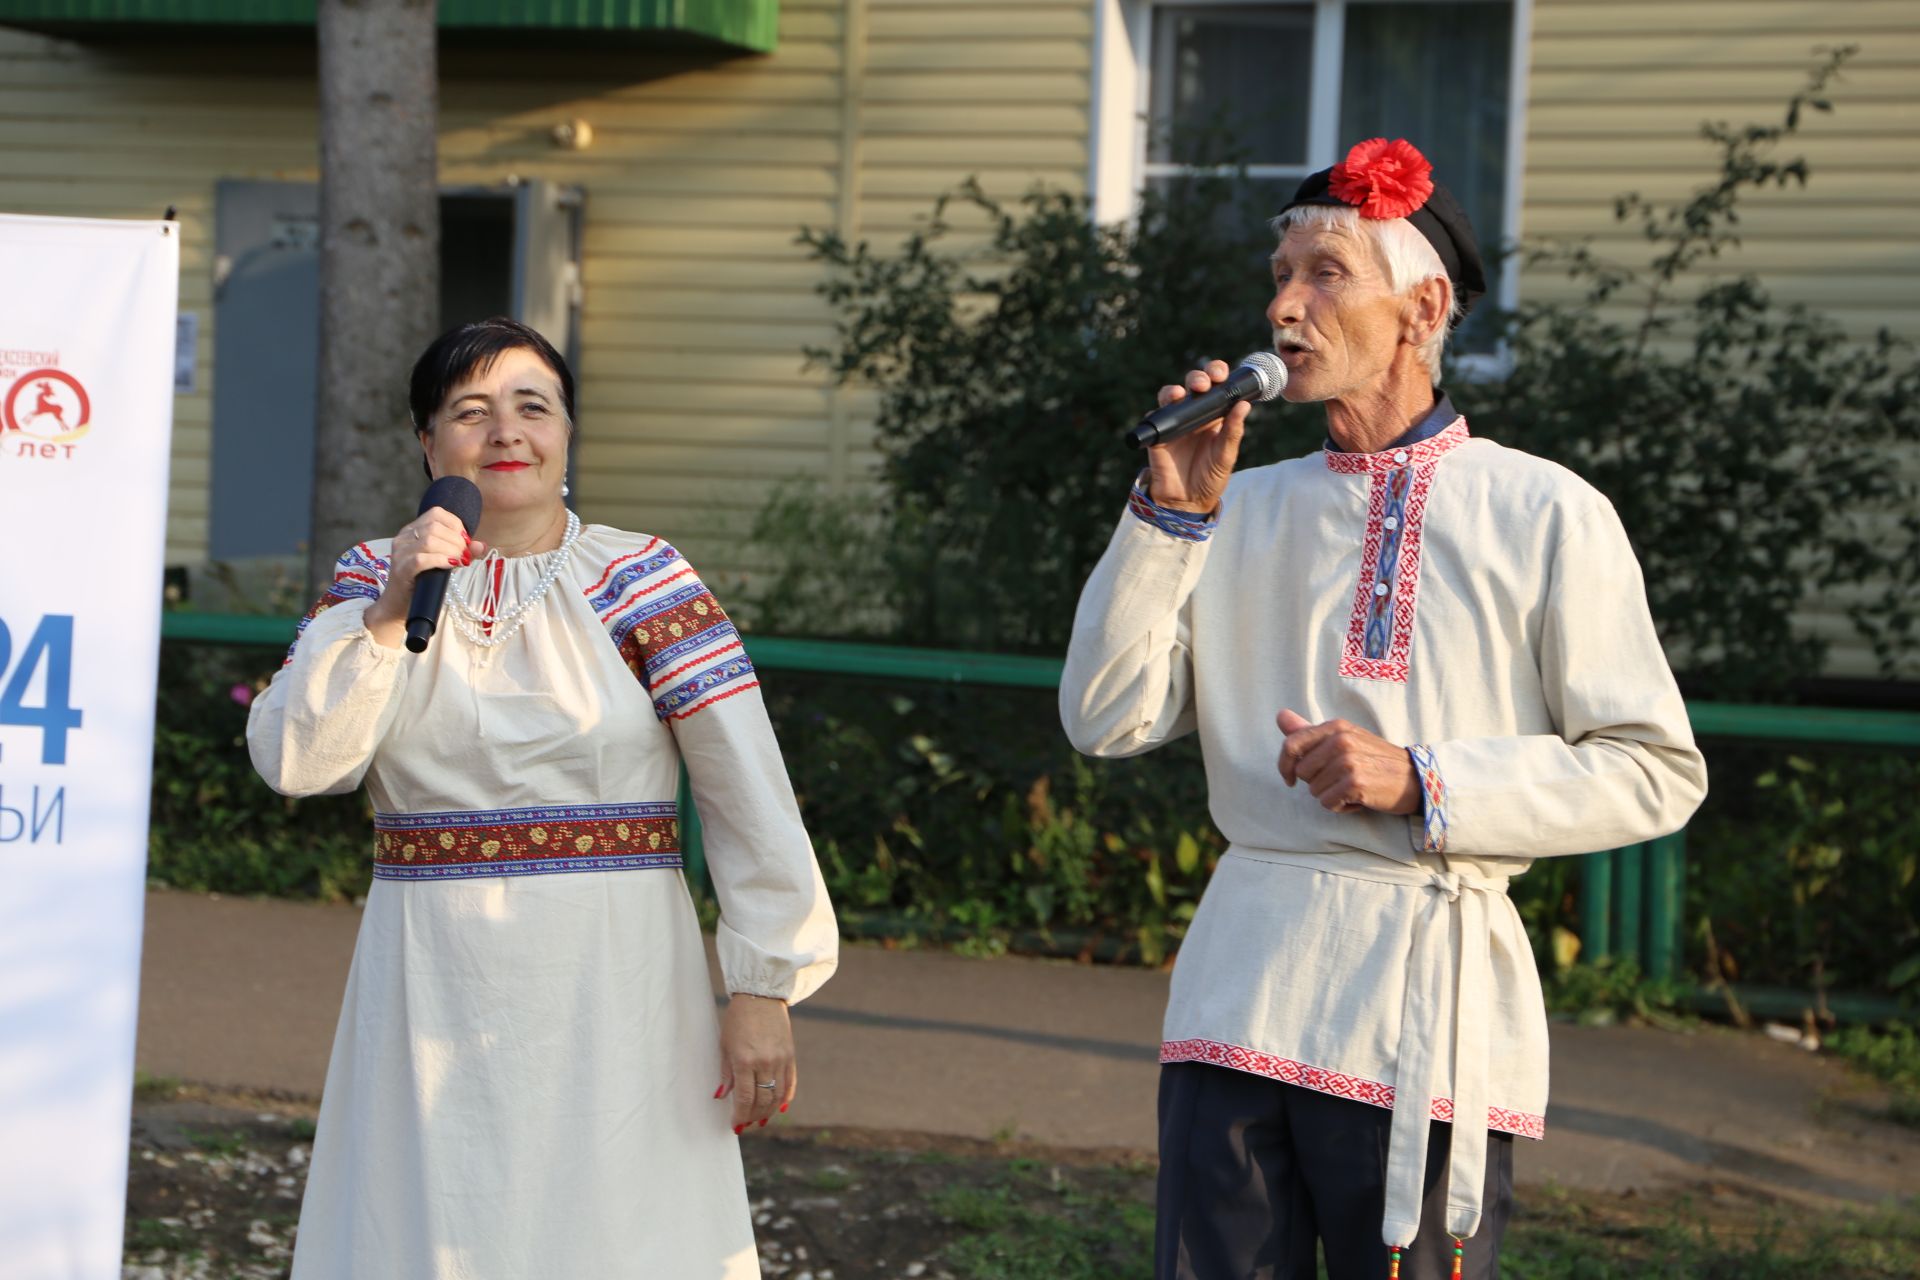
446, 510, 583, 649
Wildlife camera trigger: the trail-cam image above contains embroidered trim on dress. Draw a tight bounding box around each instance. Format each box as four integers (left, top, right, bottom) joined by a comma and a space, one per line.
1160, 1038, 1544, 1140
284, 543, 391, 666
584, 539, 679, 614
1126, 478, 1216, 543
585, 540, 759, 721
1407, 743, 1448, 854
372, 801, 680, 880
1328, 420, 1468, 683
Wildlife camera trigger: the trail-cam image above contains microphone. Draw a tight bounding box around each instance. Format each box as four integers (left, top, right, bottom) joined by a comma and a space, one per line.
404, 476, 484, 654
1125, 351, 1288, 450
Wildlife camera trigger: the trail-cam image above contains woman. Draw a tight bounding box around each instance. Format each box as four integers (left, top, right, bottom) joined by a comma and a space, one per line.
248, 317, 837, 1278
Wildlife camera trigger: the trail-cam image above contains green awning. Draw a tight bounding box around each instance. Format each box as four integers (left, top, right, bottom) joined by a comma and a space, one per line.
0, 0, 777, 55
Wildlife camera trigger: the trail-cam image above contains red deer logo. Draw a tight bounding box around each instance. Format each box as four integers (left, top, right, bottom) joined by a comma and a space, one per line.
3, 368, 91, 444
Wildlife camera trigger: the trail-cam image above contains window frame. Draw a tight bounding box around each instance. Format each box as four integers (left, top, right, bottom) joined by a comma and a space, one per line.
1090, 0, 1533, 371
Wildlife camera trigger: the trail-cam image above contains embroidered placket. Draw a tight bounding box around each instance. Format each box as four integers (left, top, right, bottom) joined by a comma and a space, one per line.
1325, 420, 1469, 683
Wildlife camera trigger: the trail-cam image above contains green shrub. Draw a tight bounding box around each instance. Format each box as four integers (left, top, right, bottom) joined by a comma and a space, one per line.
1474, 47, 1919, 697
148, 639, 370, 901
1684, 745, 1919, 1000
764, 676, 1217, 965
755, 163, 1324, 649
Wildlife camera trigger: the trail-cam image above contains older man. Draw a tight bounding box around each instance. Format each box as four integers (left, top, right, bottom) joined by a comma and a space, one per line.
1060, 139, 1707, 1278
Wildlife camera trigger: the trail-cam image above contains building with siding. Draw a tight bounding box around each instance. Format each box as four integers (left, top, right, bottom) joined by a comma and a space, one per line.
0, 0, 1913, 673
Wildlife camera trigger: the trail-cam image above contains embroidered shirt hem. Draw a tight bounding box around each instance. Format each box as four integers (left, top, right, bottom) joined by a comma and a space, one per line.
1159, 1038, 1545, 1140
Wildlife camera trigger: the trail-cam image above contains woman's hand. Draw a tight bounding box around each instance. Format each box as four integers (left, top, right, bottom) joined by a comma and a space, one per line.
1145, 359, 1252, 516
362, 510, 486, 648
716, 993, 795, 1135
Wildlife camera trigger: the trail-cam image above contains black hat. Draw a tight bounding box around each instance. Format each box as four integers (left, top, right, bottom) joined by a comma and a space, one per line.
1277, 138, 1487, 320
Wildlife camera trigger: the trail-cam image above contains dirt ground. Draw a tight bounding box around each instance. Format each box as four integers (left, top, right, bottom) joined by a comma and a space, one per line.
121, 1084, 1159, 1280
121, 1083, 1917, 1280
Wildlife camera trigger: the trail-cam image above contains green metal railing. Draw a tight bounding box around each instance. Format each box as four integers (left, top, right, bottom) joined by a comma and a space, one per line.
162, 612, 1920, 1004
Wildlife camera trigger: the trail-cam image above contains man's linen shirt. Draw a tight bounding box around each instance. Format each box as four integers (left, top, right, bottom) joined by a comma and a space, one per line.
1060, 416, 1706, 1245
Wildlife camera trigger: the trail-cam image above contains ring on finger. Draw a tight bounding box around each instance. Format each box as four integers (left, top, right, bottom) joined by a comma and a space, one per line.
753, 1081, 777, 1090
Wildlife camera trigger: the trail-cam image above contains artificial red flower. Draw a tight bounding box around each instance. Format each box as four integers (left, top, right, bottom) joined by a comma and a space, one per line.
1327, 138, 1435, 220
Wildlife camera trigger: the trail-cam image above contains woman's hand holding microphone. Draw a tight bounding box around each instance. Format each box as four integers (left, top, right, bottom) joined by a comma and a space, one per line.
363, 511, 488, 649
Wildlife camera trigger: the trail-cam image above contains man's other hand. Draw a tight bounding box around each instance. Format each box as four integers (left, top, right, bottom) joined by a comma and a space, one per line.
1275, 708, 1420, 815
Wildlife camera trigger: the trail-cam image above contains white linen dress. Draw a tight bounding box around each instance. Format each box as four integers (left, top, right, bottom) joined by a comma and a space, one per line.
248, 524, 838, 1280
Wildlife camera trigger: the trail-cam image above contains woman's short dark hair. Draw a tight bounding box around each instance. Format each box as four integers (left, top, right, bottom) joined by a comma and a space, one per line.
409, 317, 575, 436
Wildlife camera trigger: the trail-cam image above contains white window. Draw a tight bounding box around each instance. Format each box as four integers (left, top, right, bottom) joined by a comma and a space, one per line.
1092, 0, 1530, 355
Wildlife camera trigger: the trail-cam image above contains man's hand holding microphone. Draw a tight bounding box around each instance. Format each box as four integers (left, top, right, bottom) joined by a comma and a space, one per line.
1141, 358, 1258, 518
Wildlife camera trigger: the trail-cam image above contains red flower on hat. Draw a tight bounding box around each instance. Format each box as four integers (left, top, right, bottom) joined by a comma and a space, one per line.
1328, 138, 1435, 220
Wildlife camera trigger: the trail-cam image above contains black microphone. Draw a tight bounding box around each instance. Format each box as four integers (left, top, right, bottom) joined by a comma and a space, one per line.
1125, 351, 1288, 450
404, 476, 484, 654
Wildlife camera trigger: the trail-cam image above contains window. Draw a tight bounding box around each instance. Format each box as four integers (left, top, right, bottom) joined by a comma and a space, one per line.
1093, 0, 1527, 355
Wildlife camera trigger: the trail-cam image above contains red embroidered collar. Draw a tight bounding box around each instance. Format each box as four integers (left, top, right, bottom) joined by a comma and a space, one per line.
1323, 418, 1470, 475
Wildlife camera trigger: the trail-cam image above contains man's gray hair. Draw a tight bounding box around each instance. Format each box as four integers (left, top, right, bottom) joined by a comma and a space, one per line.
1271, 204, 1462, 385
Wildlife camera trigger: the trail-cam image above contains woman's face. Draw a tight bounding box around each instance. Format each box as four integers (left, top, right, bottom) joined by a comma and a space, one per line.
420, 346, 570, 517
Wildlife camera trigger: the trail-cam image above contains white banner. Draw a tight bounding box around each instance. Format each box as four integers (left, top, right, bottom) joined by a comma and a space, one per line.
0, 214, 179, 1279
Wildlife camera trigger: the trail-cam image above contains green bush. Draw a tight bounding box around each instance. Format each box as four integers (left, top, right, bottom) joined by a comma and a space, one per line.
1685, 747, 1920, 1000
1473, 47, 1919, 697
763, 675, 1218, 965
148, 639, 370, 901
752, 163, 1324, 650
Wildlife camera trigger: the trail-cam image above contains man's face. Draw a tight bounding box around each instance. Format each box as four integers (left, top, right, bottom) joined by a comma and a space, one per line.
1265, 219, 1410, 404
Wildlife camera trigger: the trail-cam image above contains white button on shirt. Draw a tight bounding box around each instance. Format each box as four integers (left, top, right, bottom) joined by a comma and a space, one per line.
1393, 450, 1411, 464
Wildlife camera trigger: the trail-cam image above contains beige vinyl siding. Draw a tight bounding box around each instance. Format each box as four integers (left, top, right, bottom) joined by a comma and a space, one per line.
0, 0, 1091, 586
1523, 1, 1920, 340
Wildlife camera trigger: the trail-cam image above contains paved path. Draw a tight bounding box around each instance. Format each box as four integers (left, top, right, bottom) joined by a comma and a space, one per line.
136, 889, 1918, 1207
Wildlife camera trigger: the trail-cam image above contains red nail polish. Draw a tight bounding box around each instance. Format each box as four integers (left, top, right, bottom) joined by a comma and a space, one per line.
447, 557, 460, 566
713, 1085, 725, 1099
732, 1124, 744, 1135
778, 1103, 789, 1114
462, 552, 472, 565
758, 1118, 768, 1127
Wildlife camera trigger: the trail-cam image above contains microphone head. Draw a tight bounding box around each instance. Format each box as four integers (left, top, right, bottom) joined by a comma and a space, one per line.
1238, 350, 1288, 402
418, 475, 483, 535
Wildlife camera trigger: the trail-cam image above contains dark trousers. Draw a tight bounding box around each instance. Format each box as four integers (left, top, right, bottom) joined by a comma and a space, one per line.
1156, 1063, 1514, 1280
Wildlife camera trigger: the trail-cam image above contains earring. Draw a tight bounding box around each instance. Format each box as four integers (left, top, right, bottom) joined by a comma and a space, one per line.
561, 482, 571, 498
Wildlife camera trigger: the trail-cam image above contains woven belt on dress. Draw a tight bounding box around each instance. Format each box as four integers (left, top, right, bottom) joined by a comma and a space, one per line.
1234, 850, 1511, 1248
371, 802, 681, 881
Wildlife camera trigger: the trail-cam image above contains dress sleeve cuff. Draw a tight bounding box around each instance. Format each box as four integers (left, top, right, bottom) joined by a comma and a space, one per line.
1127, 472, 1217, 543
1407, 743, 1448, 855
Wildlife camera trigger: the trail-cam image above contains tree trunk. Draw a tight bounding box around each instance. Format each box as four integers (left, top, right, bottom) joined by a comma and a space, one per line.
309, 0, 440, 594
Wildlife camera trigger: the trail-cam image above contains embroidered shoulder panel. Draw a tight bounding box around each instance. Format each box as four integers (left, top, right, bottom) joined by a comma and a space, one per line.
584, 538, 759, 721
283, 542, 390, 667
1330, 420, 1469, 683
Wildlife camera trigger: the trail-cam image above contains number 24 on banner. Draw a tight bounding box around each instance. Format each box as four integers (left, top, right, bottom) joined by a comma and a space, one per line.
0, 615, 84, 765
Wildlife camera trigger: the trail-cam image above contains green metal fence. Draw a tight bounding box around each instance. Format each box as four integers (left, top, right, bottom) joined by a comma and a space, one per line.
160, 612, 1920, 1004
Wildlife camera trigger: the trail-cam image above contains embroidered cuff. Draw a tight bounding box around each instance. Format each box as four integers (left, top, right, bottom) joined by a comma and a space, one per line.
1127, 474, 1217, 543
1407, 743, 1448, 855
